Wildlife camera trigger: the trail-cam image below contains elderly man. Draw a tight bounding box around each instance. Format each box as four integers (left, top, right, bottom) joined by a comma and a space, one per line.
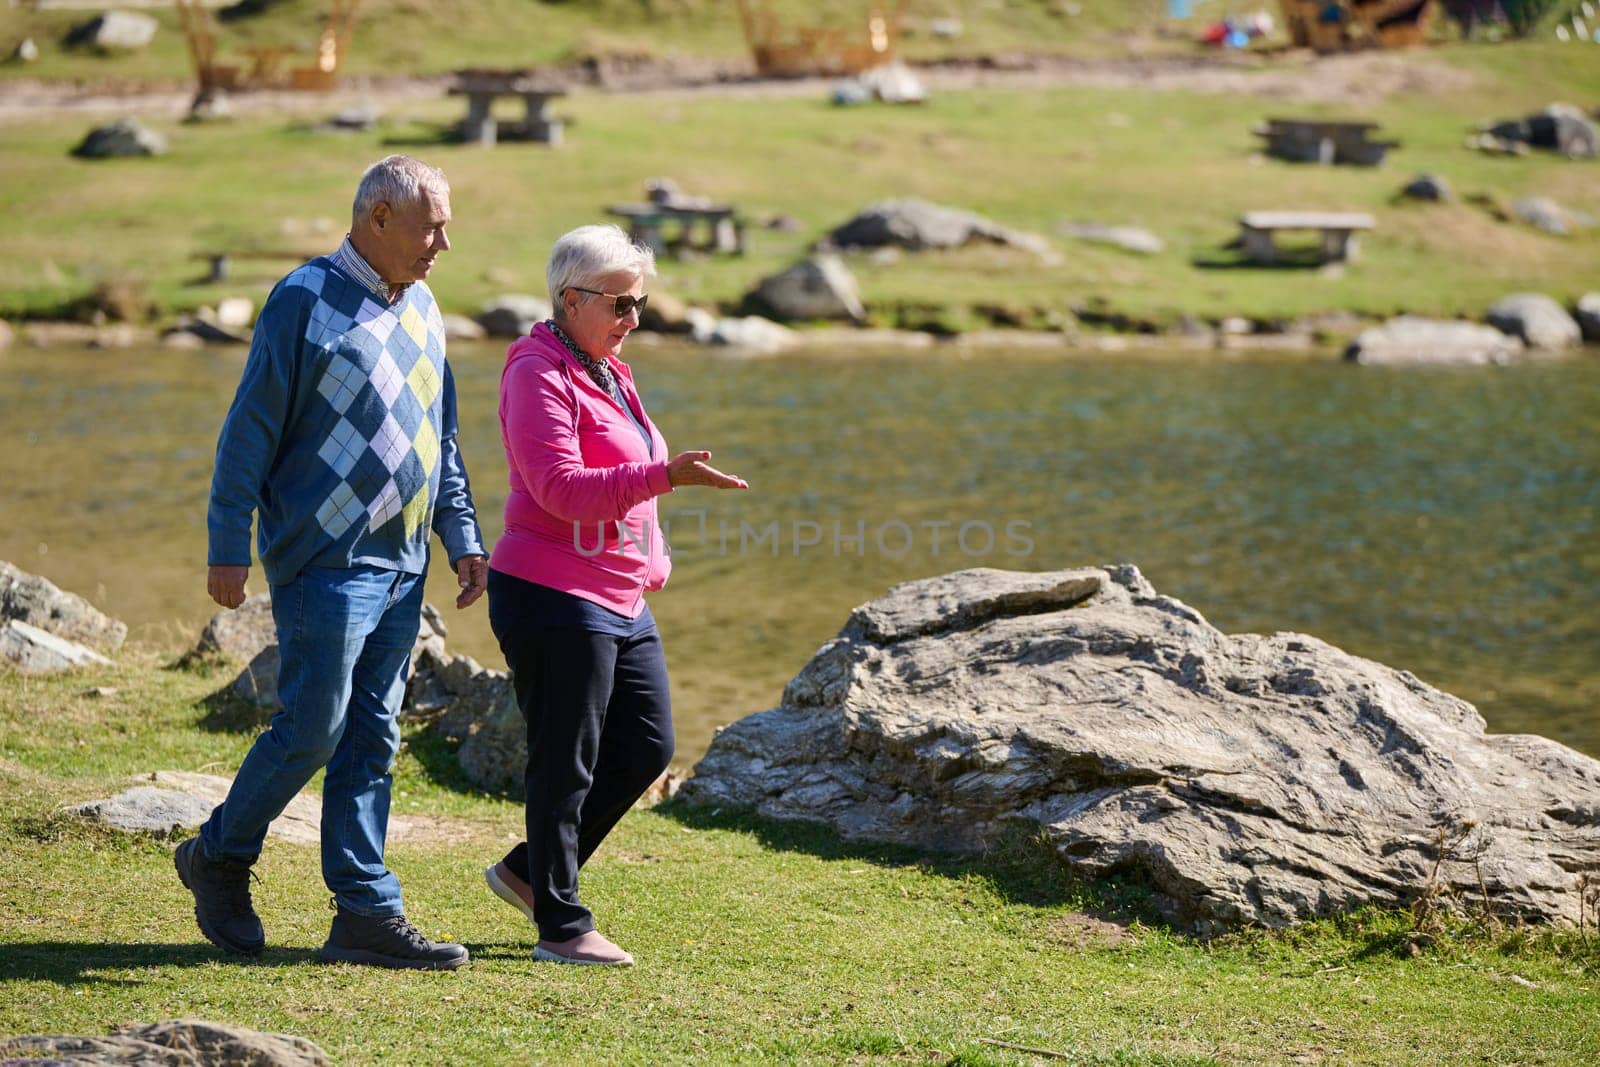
176, 155, 486, 970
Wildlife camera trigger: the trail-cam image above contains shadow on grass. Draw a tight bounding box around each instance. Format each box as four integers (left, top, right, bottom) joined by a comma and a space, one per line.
0, 942, 321, 986
653, 797, 1164, 929
195, 686, 273, 735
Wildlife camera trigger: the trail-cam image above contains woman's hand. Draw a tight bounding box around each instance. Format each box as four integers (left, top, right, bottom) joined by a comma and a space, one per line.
667, 450, 748, 490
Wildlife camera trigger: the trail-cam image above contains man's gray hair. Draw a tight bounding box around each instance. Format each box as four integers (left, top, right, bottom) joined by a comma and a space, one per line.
352, 155, 448, 222
547, 224, 657, 312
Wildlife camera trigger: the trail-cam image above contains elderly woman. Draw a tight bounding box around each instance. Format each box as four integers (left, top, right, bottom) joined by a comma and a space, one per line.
482, 225, 747, 966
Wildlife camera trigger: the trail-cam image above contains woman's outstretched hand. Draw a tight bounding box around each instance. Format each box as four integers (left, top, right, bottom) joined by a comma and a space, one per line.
667, 450, 749, 490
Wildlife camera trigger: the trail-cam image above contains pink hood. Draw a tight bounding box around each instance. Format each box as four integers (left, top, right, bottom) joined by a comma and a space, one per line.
488, 323, 673, 617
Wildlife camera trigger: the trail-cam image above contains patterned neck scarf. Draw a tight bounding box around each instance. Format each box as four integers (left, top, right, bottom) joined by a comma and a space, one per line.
547, 320, 617, 399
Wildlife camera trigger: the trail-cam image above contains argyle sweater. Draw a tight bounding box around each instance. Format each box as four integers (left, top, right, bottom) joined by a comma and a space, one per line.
207, 250, 484, 585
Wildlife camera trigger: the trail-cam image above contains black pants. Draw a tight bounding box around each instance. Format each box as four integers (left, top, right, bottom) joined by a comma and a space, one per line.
489, 576, 674, 942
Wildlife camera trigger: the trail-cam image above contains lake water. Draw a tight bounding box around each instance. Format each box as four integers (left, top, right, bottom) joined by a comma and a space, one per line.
2, 340, 1595, 762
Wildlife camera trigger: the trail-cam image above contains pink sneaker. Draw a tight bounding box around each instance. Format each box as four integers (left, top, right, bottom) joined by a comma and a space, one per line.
534, 931, 634, 967
483, 862, 536, 926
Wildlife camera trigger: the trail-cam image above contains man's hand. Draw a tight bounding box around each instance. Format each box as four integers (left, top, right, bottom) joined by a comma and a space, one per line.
455, 554, 487, 609
667, 450, 749, 490
207, 565, 249, 609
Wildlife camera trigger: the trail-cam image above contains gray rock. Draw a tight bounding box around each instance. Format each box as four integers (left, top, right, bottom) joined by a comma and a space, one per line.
683, 566, 1600, 930
322, 103, 382, 132
749, 255, 866, 324
213, 298, 254, 329
72, 118, 166, 159
11, 38, 39, 64
1399, 173, 1452, 203
440, 313, 487, 341
859, 62, 927, 104
0, 560, 126, 651
831, 79, 873, 107
188, 593, 275, 663
233, 644, 280, 707
69, 787, 214, 835
0, 619, 114, 673
1058, 221, 1165, 255
1486, 293, 1583, 350
0, 1019, 331, 1066
699, 315, 800, 354
476, 294, 553, 339
1486, 105, 1598, 159
1513, 196, 1588, 237
1577, 293, 1600, 344
185, 89, 231, 123
1344, 316, 1524, 366
828, 199, 1051, 256
452, 672, 523, 793
67, 11, 159, 53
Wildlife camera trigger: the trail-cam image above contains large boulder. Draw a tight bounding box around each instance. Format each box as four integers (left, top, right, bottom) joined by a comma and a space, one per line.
1486, 293, 1583, 350
828, 199, 1051, 256
1343, 316, 1523, 366
72, 117, 166, 159
0, 619, 113, 674
1577, 293, 1600, 344
1486, 104, 1598, 159
683, 566, 1600, 931
66, 11, 159, 53
748, 255, 866, 324
0, 560, 126, 652
476, 295, 552, 339
68, 787, 214, 835
689, 314, 800, 355
0, 1020, 329, 1067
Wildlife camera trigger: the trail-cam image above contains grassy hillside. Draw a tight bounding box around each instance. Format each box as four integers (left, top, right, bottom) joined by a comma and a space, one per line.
0, 39, 1595, 332
0, 0, 1206, 86
2, 652, 1597, 1065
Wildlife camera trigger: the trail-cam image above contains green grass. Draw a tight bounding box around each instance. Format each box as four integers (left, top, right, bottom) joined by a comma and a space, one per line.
0, 0, 1204, 86
1, 38, 1595, 332
2, 654, 1599, 1064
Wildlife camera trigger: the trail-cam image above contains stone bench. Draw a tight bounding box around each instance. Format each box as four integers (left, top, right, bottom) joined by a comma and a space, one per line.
1238, 211, 1376, 265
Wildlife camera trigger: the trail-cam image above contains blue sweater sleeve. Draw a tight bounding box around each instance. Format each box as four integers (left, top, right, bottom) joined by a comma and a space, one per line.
431, 360, 485, 565
206, 305, 295, 567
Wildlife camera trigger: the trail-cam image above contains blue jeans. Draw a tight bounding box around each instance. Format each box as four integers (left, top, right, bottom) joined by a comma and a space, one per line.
200, 564, 424, 917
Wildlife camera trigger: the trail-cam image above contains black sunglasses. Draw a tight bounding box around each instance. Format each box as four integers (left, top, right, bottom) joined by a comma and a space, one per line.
571, 287, 649, 319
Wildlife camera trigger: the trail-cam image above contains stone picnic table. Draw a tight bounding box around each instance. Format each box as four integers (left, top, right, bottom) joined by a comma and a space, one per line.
605, 202, 746, 256
1253, 117, 1399, 166
1238, 211, 1376, 265
448, 69, 568, 146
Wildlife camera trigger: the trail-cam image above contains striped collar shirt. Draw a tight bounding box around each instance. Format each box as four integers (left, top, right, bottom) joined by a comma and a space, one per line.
330, 235, 402, 303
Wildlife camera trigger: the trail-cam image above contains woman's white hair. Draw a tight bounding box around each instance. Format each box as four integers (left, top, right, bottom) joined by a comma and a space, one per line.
352, 155, 448, 223
547, 224, 656, 315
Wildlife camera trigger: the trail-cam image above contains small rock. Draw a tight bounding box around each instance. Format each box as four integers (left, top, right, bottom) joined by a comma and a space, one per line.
1487, 293, 1582, 350
1057, 221, 1165, 255
233, 644, 280, 707
764, 214, 803, 233
322, 103, 382, 132
1219, 316, 1252, 336
66, 11, 158, 53
0, 560, 126, 651
0, 619, 114, 673
702, 316, 800, 354
69, 787, 214, 835
868, 247, 901, 266
1513, 196, 1586, 237
831, 79, 873, 107
1576, 293, 1600, 343
829, 199, 1049, 255
186, 89, 232, 123
81, 686, 119, 698
476, 294, 553, 338
440, 313, 487, 341
859, 62, 927, 104
161, 329, 206, 350
72, 117, 166, 159
1344, 316, 1524, 366
11, 38, 39, 64
214, 297, 254, 329
0, 1020, 331, 1067
1399, 173, 1452, 203
748, 255, 866, 324
187, 593, 275, 664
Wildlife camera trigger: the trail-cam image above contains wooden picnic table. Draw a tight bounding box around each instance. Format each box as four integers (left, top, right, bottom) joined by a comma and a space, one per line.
606, 202, 745, 256
448, 69, 568, 146
1238, 211, 1375, 266
1254, 117, 1399, 166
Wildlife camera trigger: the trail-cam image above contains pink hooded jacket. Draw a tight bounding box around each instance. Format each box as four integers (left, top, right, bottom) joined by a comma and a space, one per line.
488, 322, 673, 617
